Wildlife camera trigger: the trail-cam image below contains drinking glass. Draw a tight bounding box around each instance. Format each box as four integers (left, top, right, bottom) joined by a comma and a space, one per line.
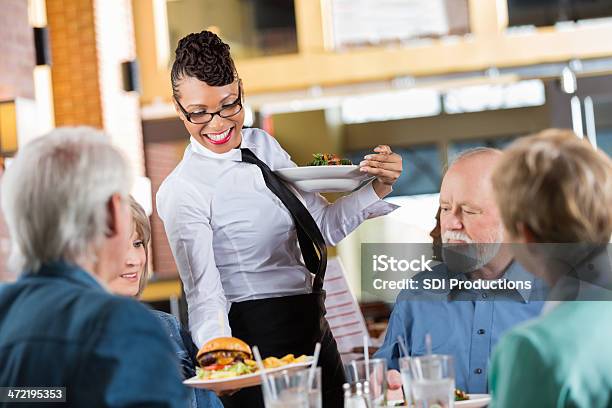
343, 358, 387, 406
305, 367, 322, 408
262, 368, 309, 408
399, 356, 413, 407
410, 355, 455, 408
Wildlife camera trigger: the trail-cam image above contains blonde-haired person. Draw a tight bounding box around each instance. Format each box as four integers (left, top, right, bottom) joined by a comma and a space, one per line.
108, 197, 223, 408
108, 197, 151, 297
488, 129, 612, 407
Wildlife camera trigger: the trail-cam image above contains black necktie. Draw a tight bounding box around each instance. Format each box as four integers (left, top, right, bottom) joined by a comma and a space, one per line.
241, 148, 327, 292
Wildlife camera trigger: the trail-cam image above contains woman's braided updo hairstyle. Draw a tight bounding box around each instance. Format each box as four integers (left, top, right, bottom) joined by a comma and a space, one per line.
171, 31, 237, 98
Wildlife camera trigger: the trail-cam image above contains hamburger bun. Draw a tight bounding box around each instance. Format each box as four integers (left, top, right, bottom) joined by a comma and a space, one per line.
197, 337, 252, 362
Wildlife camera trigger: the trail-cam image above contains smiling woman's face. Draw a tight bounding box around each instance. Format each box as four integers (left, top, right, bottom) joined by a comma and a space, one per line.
107, 229, 146, 297
175, 77, 244, 154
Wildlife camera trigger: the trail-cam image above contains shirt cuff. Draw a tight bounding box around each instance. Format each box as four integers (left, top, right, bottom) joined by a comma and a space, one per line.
355, 181, 383, 207
356, 181, 400, 218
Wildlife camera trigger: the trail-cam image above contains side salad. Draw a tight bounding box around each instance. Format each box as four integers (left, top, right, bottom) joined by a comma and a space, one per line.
196, 361, 257, 380
307, 153, 353, 166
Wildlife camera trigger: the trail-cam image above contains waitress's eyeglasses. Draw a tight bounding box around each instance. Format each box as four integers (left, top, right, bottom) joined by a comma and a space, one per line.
175, 84, 242, 125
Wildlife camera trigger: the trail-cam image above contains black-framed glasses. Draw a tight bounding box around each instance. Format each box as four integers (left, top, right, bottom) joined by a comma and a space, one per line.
175, 84, 243, 125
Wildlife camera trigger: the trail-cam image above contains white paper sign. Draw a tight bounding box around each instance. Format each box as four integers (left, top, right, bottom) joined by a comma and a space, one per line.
324, 257, 370, 353
330, 0, 454, 48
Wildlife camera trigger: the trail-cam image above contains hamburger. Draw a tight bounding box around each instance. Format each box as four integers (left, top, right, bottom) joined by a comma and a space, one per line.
196, 337, 257, 379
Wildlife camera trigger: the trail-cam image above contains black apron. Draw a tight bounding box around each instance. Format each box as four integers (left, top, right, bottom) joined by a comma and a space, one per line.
221, 292, 346, 408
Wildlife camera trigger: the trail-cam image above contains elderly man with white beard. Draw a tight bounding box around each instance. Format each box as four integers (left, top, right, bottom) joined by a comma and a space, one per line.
374, 148, 547, 396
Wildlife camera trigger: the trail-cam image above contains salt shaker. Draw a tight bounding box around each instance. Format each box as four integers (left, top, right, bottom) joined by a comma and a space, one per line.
362, 380, 373, 408
344, 382, 368, 408
354, 383, 369, 408
343, 383, 352, 408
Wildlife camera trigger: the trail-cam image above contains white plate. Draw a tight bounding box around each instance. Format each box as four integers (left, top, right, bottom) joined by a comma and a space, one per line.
389, 394, 490, 407
275, 165, 362, 181
183, 358, 313, 393
274, 166, 370, 192
291, 178, 367, 193
456, 394, 491, 407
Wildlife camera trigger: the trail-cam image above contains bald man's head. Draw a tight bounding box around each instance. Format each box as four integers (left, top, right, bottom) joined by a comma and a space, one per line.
440, 148, 504, 244
448, 147, 503, 172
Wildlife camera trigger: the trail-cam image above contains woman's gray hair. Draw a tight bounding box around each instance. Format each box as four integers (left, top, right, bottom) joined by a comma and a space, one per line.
1, 126, 133, 273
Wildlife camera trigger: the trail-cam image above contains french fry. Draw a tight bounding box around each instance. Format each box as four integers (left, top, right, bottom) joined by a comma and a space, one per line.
293, 355, 308, 363
280, 354, 295, 363
262, 357, 284, 369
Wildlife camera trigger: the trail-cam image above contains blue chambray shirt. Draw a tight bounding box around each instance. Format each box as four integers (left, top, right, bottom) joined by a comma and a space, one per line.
152, 310, 224, 408
374, 261, 547, 393
0, 261, 189, 407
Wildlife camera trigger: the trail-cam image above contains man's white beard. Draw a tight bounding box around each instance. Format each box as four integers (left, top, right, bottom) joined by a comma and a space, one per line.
441, 229, 503, 274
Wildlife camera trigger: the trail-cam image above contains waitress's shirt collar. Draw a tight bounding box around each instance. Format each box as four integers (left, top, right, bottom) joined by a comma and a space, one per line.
189, 135, 257, 162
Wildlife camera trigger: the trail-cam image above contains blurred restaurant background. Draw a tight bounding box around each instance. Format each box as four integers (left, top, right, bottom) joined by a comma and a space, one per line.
1, 0, 612, 339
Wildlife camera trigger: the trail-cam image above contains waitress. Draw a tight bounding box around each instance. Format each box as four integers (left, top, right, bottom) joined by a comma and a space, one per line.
157, 31, 402, 407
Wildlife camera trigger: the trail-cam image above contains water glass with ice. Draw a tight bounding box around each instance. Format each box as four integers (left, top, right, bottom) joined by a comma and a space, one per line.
262, 368, 309, 408
399, 356, 413, 407
409, 354, 455, 408
343, 358, 387, 406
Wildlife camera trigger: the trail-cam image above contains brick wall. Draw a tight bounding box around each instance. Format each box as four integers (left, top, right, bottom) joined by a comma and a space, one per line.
0, 0, 147, 281
46, 0, 145, 175
0, 0, 35, 100
145, 141, 183, 278
46, 0, 103, 128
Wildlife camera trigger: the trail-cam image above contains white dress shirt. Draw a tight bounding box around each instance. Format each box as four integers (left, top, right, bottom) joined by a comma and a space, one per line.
156, 128, 397, 347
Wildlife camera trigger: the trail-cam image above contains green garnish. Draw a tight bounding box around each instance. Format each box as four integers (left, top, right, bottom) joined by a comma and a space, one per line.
307, 153, 353, 166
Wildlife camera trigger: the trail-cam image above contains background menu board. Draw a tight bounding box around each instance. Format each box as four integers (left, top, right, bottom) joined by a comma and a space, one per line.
330, 0, 470, 49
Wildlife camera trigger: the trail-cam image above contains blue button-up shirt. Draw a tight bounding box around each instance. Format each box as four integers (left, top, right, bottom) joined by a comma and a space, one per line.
152, 310, 224, 408
374, 261, 546, 393
0, 261, 189, 407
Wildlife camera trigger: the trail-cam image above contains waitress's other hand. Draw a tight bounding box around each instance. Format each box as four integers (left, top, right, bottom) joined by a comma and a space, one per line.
387, 369, 402, 390
386, 369, 404, 401
359, 145, 402, 198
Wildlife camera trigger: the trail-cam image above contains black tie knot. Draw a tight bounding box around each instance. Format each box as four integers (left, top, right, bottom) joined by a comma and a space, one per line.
241, 148, 258, 165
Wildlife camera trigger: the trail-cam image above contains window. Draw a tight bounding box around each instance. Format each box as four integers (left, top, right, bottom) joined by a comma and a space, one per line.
592, 96, 612, 157
596, 129, 612, 157
347, 144, 442, 197
447, 136, 517, 164
166, 0, 298, 60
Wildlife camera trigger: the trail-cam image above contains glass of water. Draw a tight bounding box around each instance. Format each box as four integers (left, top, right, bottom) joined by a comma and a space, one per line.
410, 354, 455, 408
305, 366, 322, 408
262, 369, 309, 408
343, 358, 387, 406
399, 356, 413, 407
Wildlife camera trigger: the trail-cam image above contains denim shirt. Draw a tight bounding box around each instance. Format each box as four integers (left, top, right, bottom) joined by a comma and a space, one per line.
0, 261, 188, 407
152, 311, 223, 408
374, 262, 546, 393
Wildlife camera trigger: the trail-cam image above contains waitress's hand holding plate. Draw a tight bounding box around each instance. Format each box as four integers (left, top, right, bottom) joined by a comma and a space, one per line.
359, 145, 403, 198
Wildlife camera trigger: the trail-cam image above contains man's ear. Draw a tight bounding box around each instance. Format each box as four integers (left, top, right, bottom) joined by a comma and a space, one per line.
516, 222, 537, 243
106, 194, 123, 238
